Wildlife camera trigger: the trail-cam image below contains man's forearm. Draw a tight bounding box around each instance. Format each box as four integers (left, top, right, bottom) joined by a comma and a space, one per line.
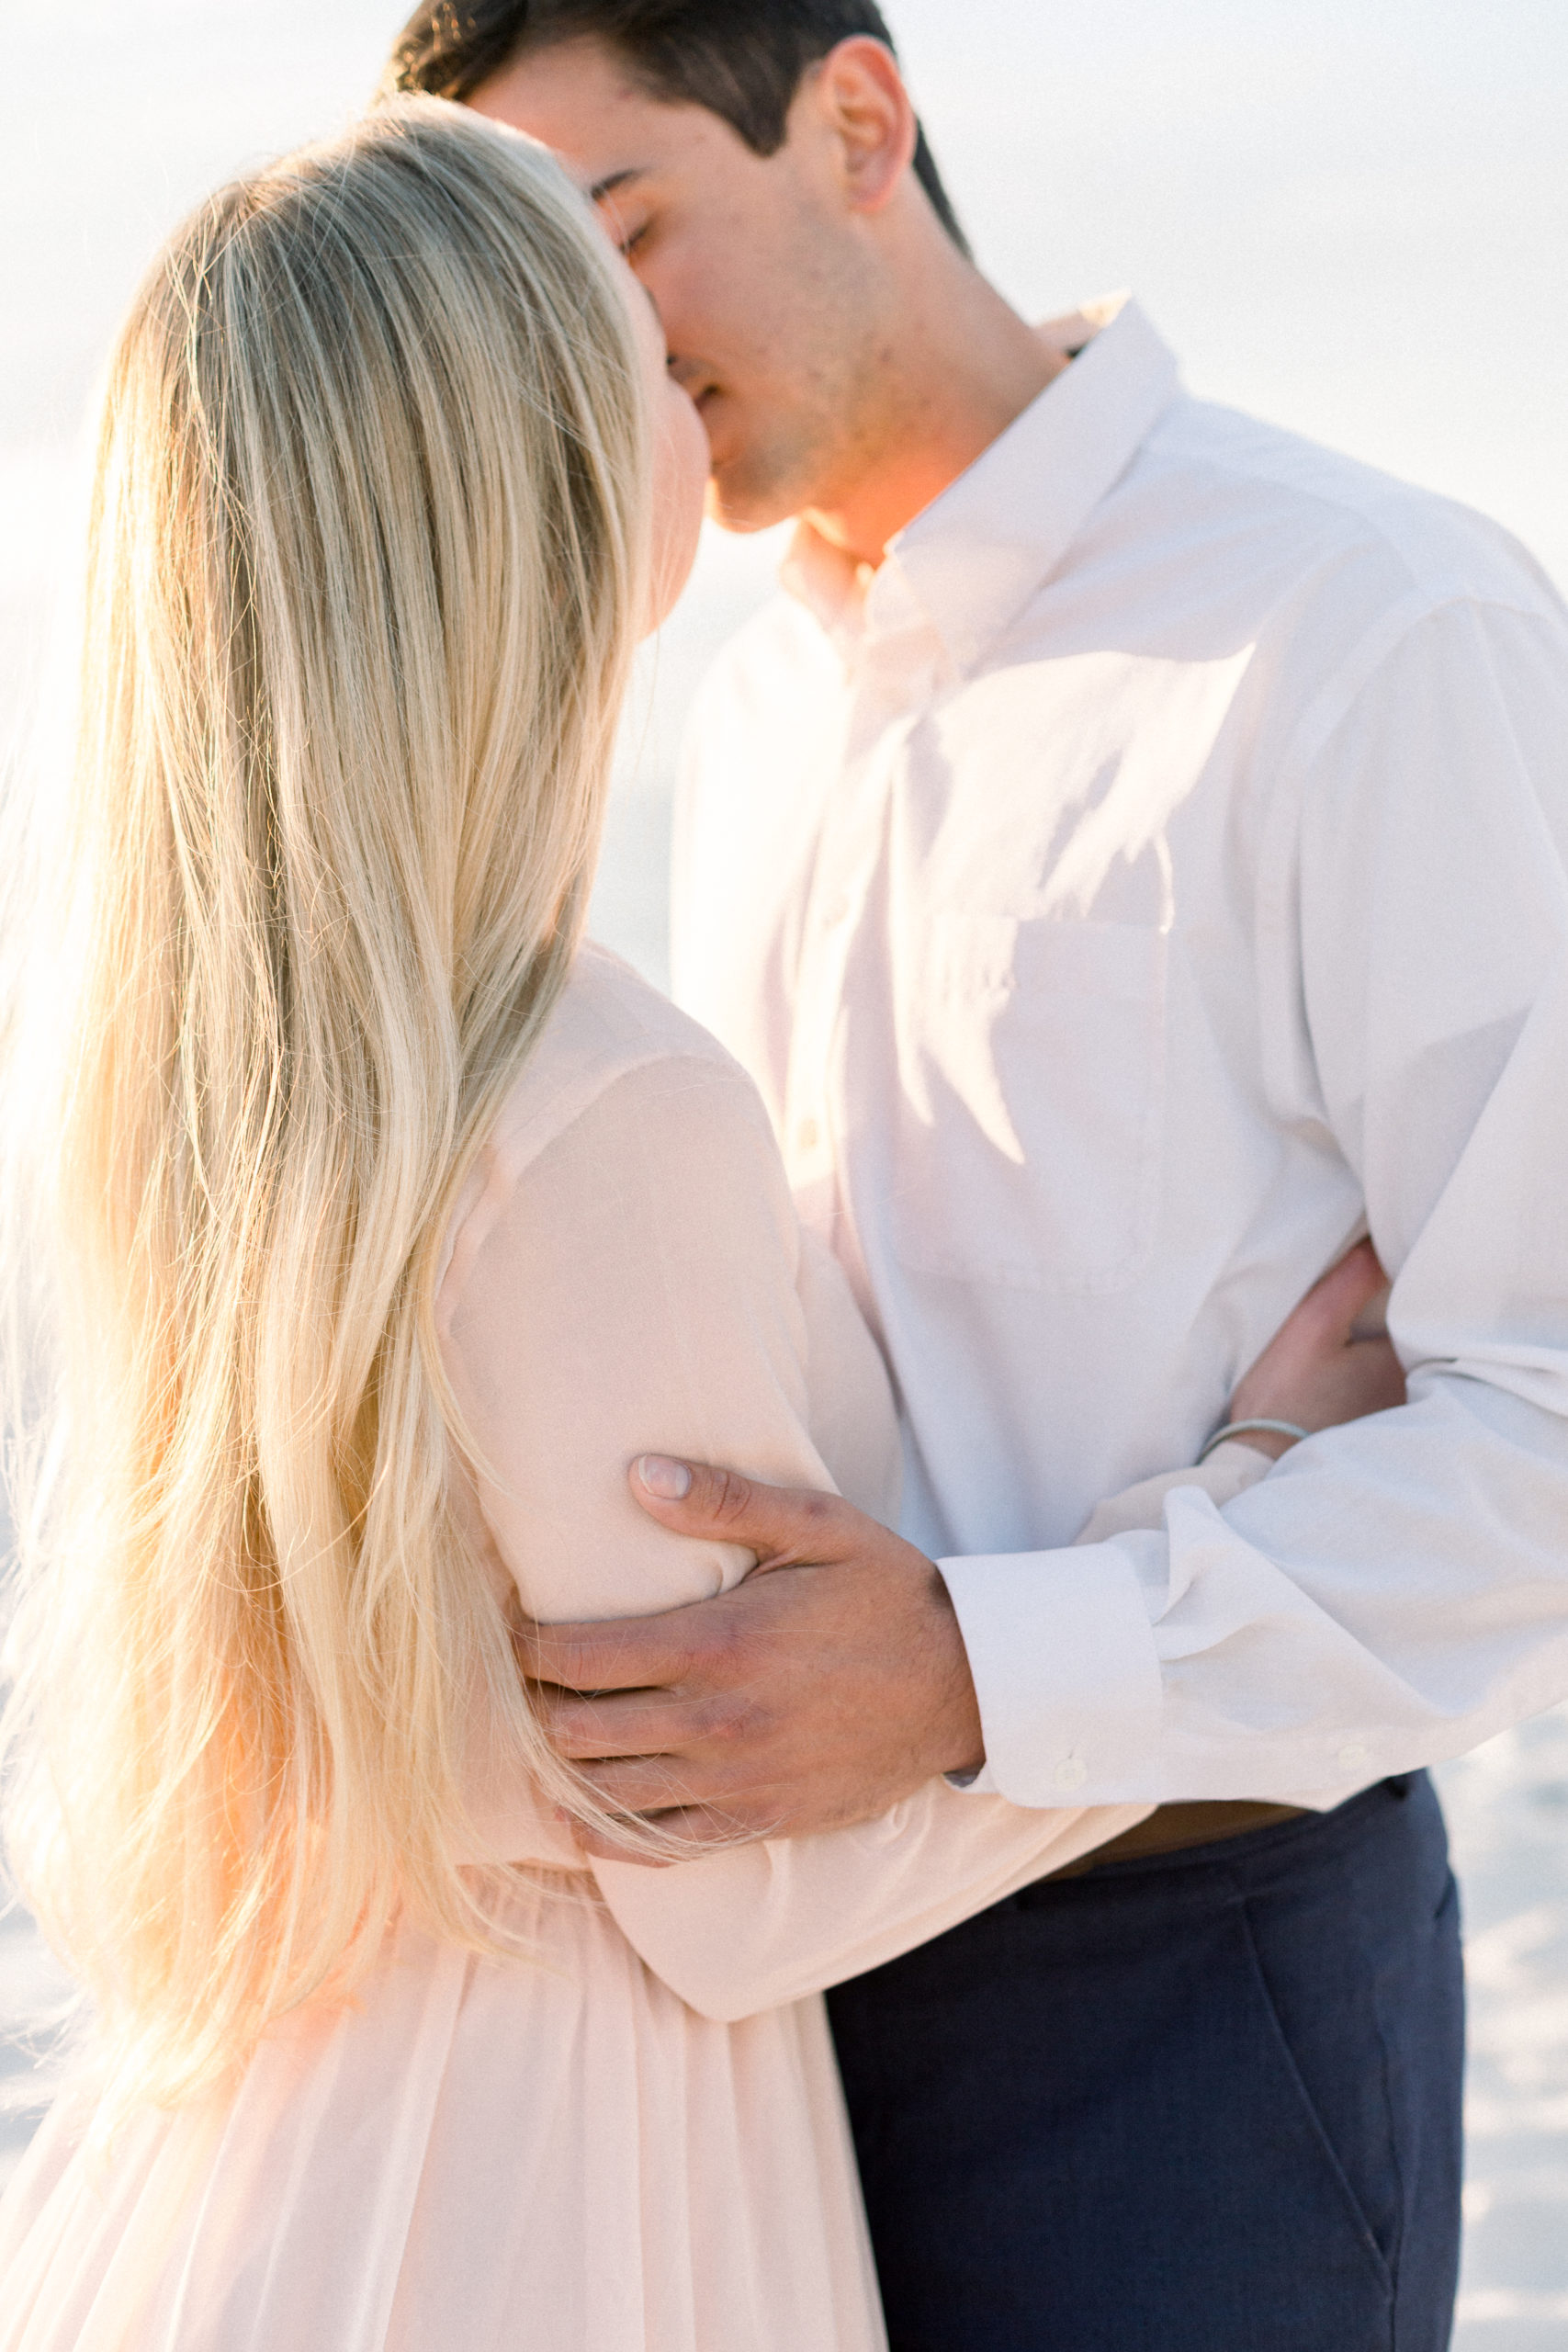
942, 1374, 1568, 1809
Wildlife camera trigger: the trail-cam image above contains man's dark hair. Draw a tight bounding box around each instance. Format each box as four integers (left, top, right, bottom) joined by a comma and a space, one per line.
386, 1, 970, 256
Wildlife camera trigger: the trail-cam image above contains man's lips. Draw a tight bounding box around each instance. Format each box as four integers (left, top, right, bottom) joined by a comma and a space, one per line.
684, 383, 725, 460
666, 360, 728, 463
668, 355, 717, 409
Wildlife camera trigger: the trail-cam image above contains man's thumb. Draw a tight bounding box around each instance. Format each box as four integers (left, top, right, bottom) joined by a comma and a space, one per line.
629, 1455, 841, 1565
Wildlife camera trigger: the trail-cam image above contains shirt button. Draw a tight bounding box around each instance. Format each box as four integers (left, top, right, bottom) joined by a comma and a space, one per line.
796, 1116, 820, 1153
1337, 1741, 1371, 1772
819, 893, 852, 927
1053, 1757, 1089, 1792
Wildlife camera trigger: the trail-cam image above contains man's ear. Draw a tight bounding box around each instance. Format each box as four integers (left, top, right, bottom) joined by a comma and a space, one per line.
808, 36, 919, 217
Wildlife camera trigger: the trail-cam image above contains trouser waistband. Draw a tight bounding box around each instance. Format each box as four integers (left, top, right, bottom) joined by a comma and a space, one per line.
1052, 1799, 1311, 1877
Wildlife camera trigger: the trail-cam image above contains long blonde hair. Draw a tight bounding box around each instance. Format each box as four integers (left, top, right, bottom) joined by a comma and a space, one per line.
2, 96, 651, 2111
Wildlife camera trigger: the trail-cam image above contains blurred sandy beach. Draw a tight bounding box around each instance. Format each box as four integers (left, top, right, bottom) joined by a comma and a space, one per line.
3, 4, 1566, 2339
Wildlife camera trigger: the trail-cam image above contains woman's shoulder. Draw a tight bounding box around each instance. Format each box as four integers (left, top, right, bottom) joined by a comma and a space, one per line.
493, 942, 760, 1164
554, 939, 735, 1069
439, 945, 779, 1303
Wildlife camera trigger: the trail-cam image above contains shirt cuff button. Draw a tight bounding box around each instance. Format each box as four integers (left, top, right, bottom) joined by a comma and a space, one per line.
1053, 1757, 1089, 1792
1337, 1741, 1371, 1771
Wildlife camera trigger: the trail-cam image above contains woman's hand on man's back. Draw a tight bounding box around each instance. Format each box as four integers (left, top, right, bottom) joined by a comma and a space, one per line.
1227, 1238, 1405, 1457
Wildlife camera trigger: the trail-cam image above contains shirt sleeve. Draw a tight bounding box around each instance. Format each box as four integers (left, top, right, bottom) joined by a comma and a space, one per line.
939, 595, 1568, 1807
441, 1045, 1150, 2015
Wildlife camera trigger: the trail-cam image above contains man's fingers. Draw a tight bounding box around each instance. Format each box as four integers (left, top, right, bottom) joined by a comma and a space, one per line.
575, 1758, 704, 1813
535, 1687, 724, 1762
570, 1804, 771, 1864
569, 1753, 735, 1815
629, 1454, 850, 1566
514, 1607, 711, 1694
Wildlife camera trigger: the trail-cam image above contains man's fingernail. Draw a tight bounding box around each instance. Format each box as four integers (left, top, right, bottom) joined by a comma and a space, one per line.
637, 1453, 692, 1499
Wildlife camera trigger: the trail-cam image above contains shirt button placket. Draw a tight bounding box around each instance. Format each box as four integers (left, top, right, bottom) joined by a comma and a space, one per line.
785, 713, 890, 1185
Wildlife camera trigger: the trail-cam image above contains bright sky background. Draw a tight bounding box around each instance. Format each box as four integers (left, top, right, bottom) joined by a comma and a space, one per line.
3, 0, 1565, 777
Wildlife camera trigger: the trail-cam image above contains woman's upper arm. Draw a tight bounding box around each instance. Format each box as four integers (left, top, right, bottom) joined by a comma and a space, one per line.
438, 1050, 837, 1625
436, 1043, 1150, 2010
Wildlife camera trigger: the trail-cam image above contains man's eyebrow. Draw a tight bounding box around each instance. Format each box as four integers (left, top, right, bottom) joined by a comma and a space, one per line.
588, 167, 649, 204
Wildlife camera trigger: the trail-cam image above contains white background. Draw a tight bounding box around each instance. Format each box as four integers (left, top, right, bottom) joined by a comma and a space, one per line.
2, 5, 1566, 2337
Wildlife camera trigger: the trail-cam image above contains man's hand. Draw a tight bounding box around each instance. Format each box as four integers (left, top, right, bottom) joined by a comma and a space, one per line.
515, 1465, 984, 1860
521, 1241, 1402, 1860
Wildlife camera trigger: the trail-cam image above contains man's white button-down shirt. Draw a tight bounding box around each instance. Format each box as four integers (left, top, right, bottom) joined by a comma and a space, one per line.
670, 293, 1568, 1809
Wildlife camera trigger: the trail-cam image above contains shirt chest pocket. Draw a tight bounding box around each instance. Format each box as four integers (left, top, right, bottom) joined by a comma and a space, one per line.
888, 912, 1168, 1294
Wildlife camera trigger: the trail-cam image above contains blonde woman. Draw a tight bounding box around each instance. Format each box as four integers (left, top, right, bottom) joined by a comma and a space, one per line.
0, 99, 1393, 2352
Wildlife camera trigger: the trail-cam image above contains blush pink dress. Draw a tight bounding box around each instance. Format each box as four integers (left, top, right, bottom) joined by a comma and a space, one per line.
0, 948, 1264, 2352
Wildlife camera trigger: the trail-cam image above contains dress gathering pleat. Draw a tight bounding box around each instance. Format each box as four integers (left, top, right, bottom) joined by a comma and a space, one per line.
0, 1876, 885, 2352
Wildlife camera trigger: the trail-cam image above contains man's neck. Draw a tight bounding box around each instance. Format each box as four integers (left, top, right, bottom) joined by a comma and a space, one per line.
802, 262, 1068, 571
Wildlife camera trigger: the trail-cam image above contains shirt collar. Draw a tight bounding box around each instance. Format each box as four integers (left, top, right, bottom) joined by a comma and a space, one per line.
782, 294, 1180, 676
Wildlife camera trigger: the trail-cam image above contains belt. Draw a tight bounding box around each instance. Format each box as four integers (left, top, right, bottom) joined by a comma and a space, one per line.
1052, 1800, 1310, 1878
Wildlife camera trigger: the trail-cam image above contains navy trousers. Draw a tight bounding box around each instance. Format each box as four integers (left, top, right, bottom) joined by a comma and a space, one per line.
827, 1774, 1463, 2352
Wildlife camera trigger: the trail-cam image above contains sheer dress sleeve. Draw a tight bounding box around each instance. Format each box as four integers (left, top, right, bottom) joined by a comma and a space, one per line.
440, 1045, 1170, 2020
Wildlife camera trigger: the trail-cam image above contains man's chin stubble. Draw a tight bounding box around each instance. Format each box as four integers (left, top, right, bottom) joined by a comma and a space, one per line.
705, 427, 843, 537
704, 470, 800, 536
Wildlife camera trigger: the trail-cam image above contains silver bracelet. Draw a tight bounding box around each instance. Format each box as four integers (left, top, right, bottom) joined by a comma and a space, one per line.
1197, 1418, 1311, 1464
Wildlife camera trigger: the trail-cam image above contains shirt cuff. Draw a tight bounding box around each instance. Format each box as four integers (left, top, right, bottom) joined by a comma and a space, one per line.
937, 1544, 1164, 1806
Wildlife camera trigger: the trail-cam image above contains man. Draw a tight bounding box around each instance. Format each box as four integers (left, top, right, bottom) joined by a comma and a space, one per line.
390, 7, 1568, 2346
